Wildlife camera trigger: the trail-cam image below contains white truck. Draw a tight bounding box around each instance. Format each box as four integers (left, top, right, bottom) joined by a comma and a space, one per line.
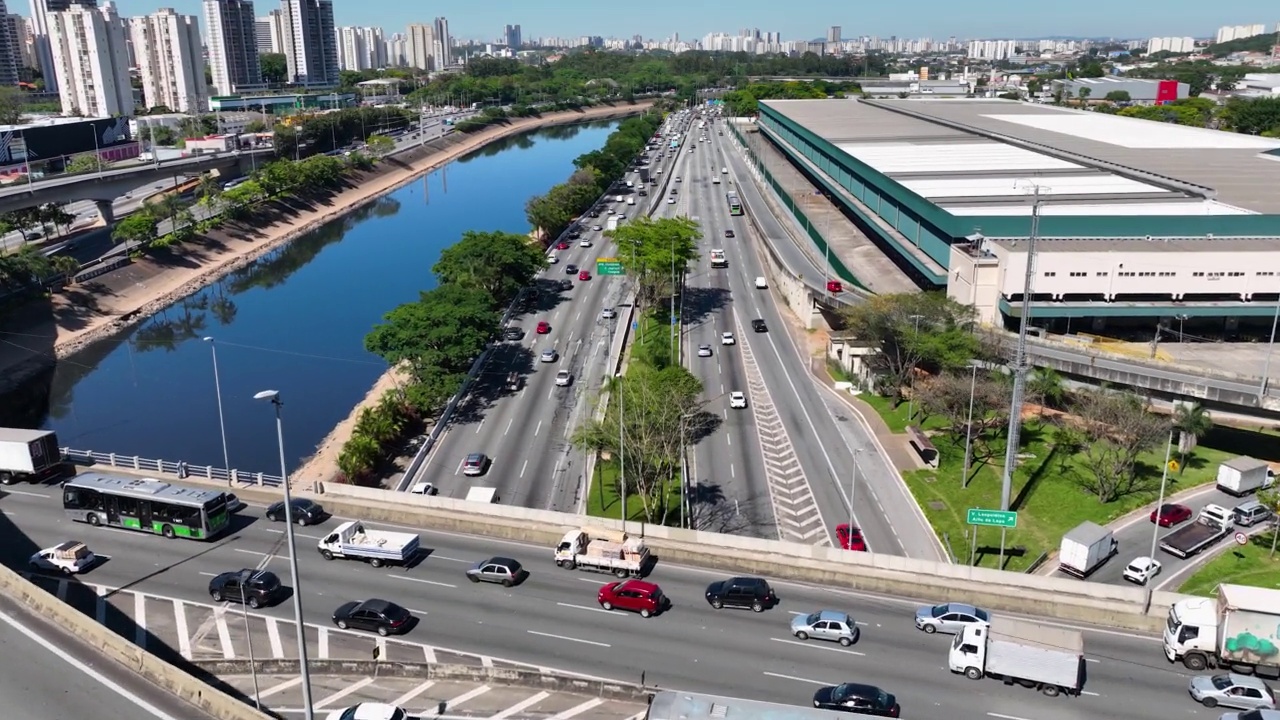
1216, 456, 1276, 496
1164, 584, 1280, 674
1057, 521, 1119, 578
0, 428, 63, 485
466, 486, 497, 503
317, 521, 419, 568
554, 527, 650, 577
606, 216, 621, 232
950, 616, 1084, 697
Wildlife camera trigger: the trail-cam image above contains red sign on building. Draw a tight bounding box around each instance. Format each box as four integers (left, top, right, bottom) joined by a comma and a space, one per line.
1154, 80, 1180, 105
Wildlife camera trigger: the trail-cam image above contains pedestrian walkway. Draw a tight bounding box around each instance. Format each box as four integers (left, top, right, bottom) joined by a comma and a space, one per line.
227, 674, 647, 720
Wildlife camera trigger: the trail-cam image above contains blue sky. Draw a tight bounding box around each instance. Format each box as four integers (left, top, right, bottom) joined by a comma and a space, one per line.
85, 0, 1279, 43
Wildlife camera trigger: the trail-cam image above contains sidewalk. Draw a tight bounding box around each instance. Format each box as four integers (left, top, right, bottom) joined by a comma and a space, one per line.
807, 358, 925, 474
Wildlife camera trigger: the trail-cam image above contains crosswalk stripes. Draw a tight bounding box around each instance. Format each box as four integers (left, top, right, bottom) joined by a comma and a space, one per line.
390, 680, 435, 707
313, 677, 375, 709
266, 617, 283, 657
173, 599, 191, 658
134, 592, 146, 647
489, 691, 552, 720
549, 698, 606, 720
318, 627, 329, 658
215, 613, 234, 659
257, 677, 301, 701
447, 685, 491, 708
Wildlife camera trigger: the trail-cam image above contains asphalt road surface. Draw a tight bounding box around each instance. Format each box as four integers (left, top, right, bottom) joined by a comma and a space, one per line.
0, 489, 1215, 720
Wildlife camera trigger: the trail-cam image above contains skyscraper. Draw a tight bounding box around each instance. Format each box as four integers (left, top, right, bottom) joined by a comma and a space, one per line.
405, 22, 434, 70
0, 0, 19, 87
255, 9, 284, 53
280, 0, 337, 86
48, 2, 131, 116
130, 8, 207, 112
827, 26, 841, 44
28, 0, 97, 93
204, 0, 261, 95
433, 16, 450, 69
503, 23, 521, 50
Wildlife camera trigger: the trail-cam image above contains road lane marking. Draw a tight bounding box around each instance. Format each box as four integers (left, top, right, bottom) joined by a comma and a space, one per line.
475, 419, 485, 434
988, 714, 1035, 720
234, 548, 272, 558
198, 571, 218, 577
2, 489, 49, 498
388, 575, 456, 589
262, 529, 323, 540
490, 691, 552, 719
549, 698, 606, 720
529, 630, 611, 647
376, 635, 387, 659
215, 612, 234, 658
134, 592, 147, 647
504, 418, 514, 436
770, 637, 865, 656
406, 608, 431, 616
431, 555, 473, 563
520, 460, 529, 478
1081, 691, 1100, 696
94, 584, 108, 623
557, 602, 618, 616
392, 680, 436, 707
266, 617, 283, 657
762, 671, 834, 685
1086, 658, 1100, 663
317, 627, 329, 658
424, 646, 437, 663
257, 676, 300, 699
313, 677, 374, 709
535, 420, 543, 436
447, 685, 492, 707
173, 599, 191, 658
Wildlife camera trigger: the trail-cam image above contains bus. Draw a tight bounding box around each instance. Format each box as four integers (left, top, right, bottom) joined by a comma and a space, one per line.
647, 691, 851, 720
62, 472, 232, 540
726, 192, 743, 215
669, 138, 679, 150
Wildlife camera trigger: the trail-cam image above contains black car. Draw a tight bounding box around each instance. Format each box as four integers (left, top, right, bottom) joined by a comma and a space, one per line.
724, 229, 735, 238
265, 498, 325, 526
813, 683, 900, 717
705, 576, 777, 612
589, 210, 600, 217
332, 599, 414, 636
209, 569, 283, 608
565, 264, 579, 274
751, 318, 768, 333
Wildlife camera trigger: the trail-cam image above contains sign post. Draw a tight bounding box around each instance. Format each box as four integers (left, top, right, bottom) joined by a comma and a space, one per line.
966, 508, 1017, 566
596, 258, 623, 276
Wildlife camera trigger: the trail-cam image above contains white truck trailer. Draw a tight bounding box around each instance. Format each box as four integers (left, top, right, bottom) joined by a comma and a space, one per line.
0, 428, 63, 485
554, 527, 650, 577
949, 616, 1084, 697
1057, 521, 1119, 578
317, 521, 419, 568
1164, 584, 1280, 673
1216, 456, 1276, 496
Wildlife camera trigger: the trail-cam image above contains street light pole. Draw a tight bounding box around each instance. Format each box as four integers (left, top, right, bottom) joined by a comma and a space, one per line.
202, 337, 231, 477
962, 364, 977, 488
905, 315, 923, 422
239, 581, 261, 709
848, 449, 861, 538
617, 375, 626, 525
251, 390, 315, 720
1147, 430, 1176, 561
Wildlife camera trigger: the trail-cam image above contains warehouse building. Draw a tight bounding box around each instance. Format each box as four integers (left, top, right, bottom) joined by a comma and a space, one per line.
1048, 77, 1189, 104
755, 98, 1280, 337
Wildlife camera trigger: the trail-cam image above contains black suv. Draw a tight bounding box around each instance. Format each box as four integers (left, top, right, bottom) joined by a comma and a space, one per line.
209, 569, 283, 608
751, 318, 768, 333
265, 498, 326, 526
705, 576, 777, 612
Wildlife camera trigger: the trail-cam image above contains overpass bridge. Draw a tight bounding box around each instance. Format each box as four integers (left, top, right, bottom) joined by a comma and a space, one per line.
0, 149, 273, 220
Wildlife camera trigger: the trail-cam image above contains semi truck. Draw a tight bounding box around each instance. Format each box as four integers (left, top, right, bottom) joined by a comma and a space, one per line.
1057, 521, 1119, 578
317, 521, 420, 568
0, 428, 63, 485
554, 527, 650, 577
1216, 456, 1275, 496
1159, 504, 1231, 559
949, 616, 1084, 697
1164, 584, 1280, 674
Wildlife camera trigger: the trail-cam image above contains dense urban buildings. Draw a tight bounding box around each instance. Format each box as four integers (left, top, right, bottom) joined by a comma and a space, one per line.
503, 23, 520, 49
129, 8, 207, 112
0, 0, 19, 86
47, 1, 131, 116
255, 8, 283, 54
405, 22, 435, 71
337, 25, 385, 71
27, 0, 96, 93
203, 0, 261, 96
280, 0, 337, 86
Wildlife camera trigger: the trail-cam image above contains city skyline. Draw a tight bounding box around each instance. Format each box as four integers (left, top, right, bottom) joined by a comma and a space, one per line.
25, 0, 1280, 43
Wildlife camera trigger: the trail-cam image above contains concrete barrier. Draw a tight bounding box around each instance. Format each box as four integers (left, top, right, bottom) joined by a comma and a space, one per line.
0, 562, 273, 720
191, 661, 650, 702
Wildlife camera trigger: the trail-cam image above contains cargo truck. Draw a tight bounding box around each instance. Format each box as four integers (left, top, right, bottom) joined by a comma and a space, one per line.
317, 521, 420, 568
554, 527, 650, 577
1057, 521, 1119, 578
949, 616, 1084, 697
1164, 584, 1280, 674
1216, 456, 1276, 496
466, 486, 497, 503
1159, 504, 1230, 559
0, 428, 63, 485
638, 167, 650, 183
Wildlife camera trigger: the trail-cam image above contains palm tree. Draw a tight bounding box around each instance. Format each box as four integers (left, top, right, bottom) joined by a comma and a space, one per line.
1027, 367, 1066, 414
195, 173, 223, 209
1172, 402, 1213, 474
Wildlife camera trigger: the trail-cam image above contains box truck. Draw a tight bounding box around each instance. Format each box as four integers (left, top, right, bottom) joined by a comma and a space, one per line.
1057, 521, 1119, 578
0, 428, 63, 485
949, 616, 1084, 697
1164, 584, 1280, 674
1216, 456, 1275, 496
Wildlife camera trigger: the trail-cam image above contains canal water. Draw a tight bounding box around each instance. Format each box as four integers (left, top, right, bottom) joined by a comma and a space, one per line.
4, 121, 618, 473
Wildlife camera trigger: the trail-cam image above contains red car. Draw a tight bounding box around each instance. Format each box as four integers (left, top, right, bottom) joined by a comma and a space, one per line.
578, 270, 591, 281
827, 280, 843, 293
535, 321, 551, 334
1150, 503, 1193, 527
598, 580, 668, 618
556, 241, 570, 250
836, 523, 867, 551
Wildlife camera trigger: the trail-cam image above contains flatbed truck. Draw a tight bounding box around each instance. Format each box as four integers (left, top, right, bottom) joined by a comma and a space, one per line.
318, 521, 419, 568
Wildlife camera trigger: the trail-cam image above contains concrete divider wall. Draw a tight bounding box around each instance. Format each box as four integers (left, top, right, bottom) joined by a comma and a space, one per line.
0, 561, 273, 720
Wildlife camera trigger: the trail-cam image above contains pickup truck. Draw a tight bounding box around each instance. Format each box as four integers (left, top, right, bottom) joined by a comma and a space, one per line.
317, 521, 419, 568
554, 528, 650, 577
1159, 504, 1231, 559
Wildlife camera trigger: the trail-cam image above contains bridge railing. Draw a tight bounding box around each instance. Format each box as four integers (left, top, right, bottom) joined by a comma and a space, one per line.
60, 447, 283, 487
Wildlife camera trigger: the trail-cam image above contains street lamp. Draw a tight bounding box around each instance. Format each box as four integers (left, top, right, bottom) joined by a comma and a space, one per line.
847, 449, 862, 540
251, 390, 315, 720
905, 314, 924, 422
202, 337, 230, 476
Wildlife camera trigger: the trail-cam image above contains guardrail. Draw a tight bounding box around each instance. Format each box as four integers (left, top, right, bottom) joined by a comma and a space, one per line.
61, 447, 283, 487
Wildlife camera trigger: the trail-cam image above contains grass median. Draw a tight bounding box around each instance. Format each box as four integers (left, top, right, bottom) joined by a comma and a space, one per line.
1178, 530, 1280, 595
585, 457, 681, 524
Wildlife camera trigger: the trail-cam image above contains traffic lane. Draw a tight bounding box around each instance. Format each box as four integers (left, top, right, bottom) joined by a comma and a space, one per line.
722, 133, 824, 278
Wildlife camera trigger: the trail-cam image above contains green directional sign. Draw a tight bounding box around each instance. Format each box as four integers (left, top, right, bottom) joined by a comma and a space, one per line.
596, 258, 623, 276
967, 508, 1017, 528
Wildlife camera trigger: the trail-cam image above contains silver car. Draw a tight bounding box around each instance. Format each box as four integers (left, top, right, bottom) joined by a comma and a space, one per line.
914, 602, 990, 634
1221, 710, 1280, 720
790, 610, 858, 646
1189, 674, 1277, 710
465, 557, 526, 587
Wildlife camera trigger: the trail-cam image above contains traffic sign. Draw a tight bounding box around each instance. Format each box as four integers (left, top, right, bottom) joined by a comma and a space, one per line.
596, 258, 623, 276
966, 508, 1018, 528
1234, 532, 1248, 546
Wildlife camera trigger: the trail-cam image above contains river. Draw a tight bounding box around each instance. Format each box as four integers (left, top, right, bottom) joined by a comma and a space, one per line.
3, 121, 619, 474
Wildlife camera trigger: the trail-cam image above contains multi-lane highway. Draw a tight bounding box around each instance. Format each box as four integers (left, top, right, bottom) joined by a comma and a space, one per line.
0, 489, 1211, 720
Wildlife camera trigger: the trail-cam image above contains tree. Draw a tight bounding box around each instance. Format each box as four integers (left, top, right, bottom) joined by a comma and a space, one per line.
1076, 87, 1092, 106
244, 119, 267, 133
1103, 90, 1131, 103
64, 154, 101, 175
2, 207, 43, 241
1172, 402, 1213, 474
364, 284, 499, 385
37, 203, 75, 236
432, 230, 547, 306
1071, 390, 1169, 503
915, 370, 1008, 474
1027, 367, 1067, 412
260, 53, 287, 84
365, 134, 395, 157
0, 86, 25, 125
608, 216, 701, 311
195, 173, 223, 208
111, 209, 158, 246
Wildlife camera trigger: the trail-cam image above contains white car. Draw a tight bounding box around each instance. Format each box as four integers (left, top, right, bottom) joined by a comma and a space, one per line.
675, 176, 682, 182
697, 344, 712, 357
29, 541, 96, 574
325, 703, 407, 720
579, 239, 592, 248
555, 369, 572, 386
548, 254, 559, 264
1122, 556, 1162, 585
410, 481, 437, 496
755, 276, 768, 289
721, 332, 735, 345
667, 198, 676, 204
601, 307, 617, 319
729, 391, 747, 409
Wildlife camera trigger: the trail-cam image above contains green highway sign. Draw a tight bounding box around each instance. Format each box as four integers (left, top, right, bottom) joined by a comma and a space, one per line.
596, 258, 623, 276
967, 508, 1018, 528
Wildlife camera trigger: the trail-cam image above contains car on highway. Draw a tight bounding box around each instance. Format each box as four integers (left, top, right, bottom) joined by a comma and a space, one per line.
705, 576, 776, 612
812, 683, 901, 717
565, 264, 579, 275
462, 452, 489, 476
332, 599, 414, 637
556, 241, 570, 250
325, 702, 408, 720
721, 332, 736, 345
667, 198, 676, 204
755, 276, 768, 289
548, 255, 558, 264
697, 344, 712, 357
579, 239, 592, 248
225, 493, 246, 512
1220, 711, 1280, 720
28, 541, 96, 574
592, 224, 603, 231
1234, 500, 1274, 527
827, 280, 844, 293
675, 176, 682, 182
1122, 556, 1162, 585
729, 391, 747, 409
1152, 503, 1193, 527
555, 369, 573, 386
836, 524, 867, 551
598, 579, 669, 617
724, 229, 735, 238
410, 481, 438, 495
209, 568, 283, 608
601, 307, 617, 320
914, 602, 990, 634
465, 557, 527, 587
265, 498, 326, 526
588, 210, 599, 218
579, 270, 592, 281
791, 610, 859, 646
536, 321, 551, 334
752, 319, 768, 333
504, 327, 524, 340
1188, 674, 1276, 710
670, 188, 678, 195
540, 348, 559, 363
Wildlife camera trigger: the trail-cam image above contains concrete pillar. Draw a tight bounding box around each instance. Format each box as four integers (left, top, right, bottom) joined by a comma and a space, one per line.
94, 199, 115, 225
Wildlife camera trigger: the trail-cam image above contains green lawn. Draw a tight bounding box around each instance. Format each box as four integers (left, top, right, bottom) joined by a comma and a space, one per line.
585, 457, 680, 524
1179, 531, 1280, 596
630, 311, 680, 369
858, 392, 948, 434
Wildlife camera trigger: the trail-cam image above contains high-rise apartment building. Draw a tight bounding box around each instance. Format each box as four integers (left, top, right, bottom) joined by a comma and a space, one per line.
28, 0, 97, 93
336, 25, 383, 71
130, 8, 207, 112
432, 16, 450, 69
12, 12, 36, 70
503, 23, 521, 49
204, 0, 261, 95
281, 0, 337, 86
47, 2, 131, 116
0, 1, 19, 86
827, 26, 841, 44
405, 22, 434, 70
255, 9, 284, 53
965, 39, 1017, 60
1215, 24, 1269, 44
1147, 36, 1195, 54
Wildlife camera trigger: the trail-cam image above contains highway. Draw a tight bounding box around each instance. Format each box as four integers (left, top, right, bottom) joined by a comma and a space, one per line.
0, 489, 1212, 720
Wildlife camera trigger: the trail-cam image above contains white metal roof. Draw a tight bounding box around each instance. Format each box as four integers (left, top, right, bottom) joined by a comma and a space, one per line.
946, 200, 1257, 217
986, 112, 1280, 150
837, 142, 1083, 174
903, 174, 1170, 199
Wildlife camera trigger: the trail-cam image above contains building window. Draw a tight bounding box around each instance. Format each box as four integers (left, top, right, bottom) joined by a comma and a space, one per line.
1044, 271, 1056, 277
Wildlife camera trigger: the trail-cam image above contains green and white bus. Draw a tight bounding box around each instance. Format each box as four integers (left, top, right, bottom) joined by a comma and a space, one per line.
62, 472, 231, 540
726, 192, 743, 216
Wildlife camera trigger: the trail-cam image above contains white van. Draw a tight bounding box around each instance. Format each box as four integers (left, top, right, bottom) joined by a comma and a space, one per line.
722, 167, 728, 174
755, 277, 768, 289
712, 177, 721, 185
626, 197, 635, 205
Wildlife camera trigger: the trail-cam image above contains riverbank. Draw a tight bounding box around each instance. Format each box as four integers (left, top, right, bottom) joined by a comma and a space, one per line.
0, 103, 651, 392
